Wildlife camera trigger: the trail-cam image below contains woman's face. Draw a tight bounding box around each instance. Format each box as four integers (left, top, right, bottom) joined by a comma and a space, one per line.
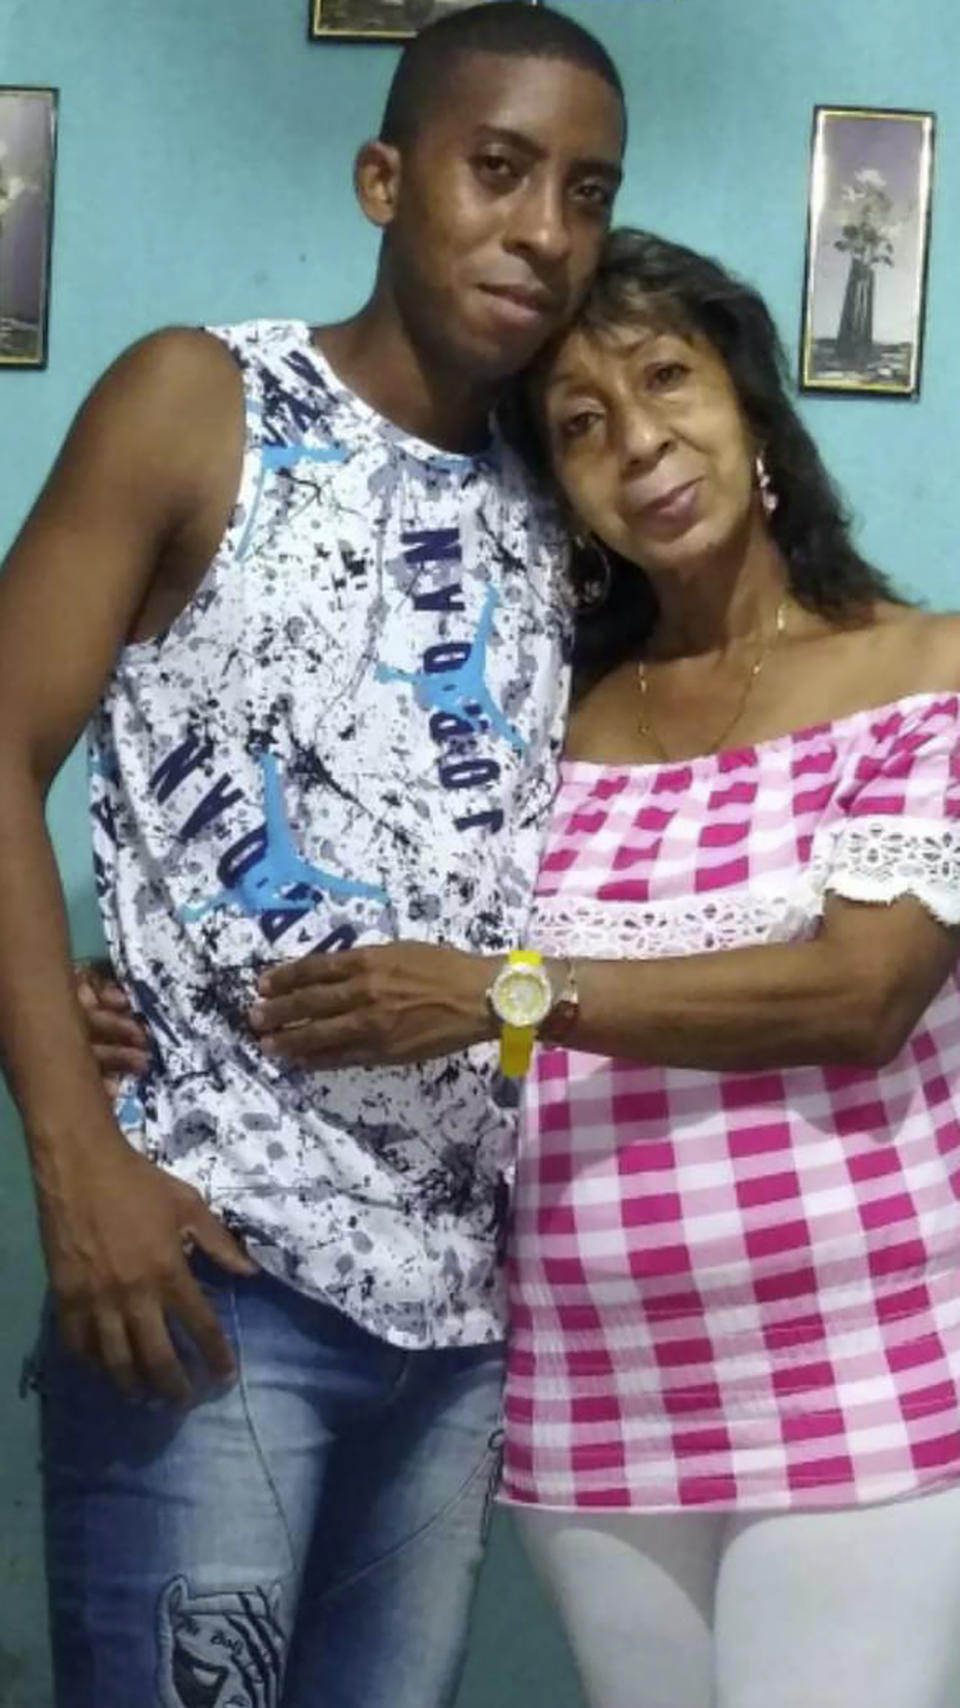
537, 317, 760, 577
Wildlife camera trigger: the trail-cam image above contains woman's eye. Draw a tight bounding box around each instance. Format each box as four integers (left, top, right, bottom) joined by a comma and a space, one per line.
559, 412, 600, 442
650, 361, 689, 390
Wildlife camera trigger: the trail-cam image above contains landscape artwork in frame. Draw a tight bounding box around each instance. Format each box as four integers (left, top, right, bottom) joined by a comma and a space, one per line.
310, 0, 539, 42
800, 106, 935, 398
0, 86, 58, 369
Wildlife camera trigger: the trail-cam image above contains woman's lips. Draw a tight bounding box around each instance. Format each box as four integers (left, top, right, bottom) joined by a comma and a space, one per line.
627, 478, 702, 530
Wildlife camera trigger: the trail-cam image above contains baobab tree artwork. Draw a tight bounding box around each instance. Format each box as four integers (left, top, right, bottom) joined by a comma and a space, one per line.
800, 108, 935, 398
834, 169, 895, 367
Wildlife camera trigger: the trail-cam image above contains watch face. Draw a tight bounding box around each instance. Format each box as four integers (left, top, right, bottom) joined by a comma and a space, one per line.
493, 965, 552, 1028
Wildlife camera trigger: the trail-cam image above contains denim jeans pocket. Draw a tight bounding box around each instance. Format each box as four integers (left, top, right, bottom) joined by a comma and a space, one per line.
22, 1254, 240, 1412
185, 1245, 241, 1295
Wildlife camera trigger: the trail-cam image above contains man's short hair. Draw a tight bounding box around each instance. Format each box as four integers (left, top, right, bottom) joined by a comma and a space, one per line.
379, 2, 625, 150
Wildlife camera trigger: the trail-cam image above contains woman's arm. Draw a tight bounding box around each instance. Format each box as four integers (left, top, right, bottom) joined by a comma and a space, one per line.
248, 893, 959, 1073
560, 894, 957, 1070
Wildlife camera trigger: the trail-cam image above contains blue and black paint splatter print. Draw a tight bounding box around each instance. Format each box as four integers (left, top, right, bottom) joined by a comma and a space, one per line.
88, 320, 571, 1349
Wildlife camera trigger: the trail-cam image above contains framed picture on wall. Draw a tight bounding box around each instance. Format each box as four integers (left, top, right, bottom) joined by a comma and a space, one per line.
310, 0, 540, 43
0, 86, 58, 370
799, 106, 935, 399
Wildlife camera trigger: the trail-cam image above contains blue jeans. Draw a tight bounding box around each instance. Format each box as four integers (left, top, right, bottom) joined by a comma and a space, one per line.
34, 1256, 505, 1708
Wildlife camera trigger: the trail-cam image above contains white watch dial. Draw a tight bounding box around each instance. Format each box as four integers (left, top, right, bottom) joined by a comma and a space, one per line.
491, 965, 552, 1028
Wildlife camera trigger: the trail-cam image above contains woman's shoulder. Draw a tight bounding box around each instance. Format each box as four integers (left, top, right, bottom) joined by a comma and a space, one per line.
858, 605, 960, 699
777, 606, 960, 754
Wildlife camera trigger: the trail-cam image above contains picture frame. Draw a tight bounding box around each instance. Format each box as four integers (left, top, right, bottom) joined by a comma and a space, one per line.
0, 86, 58, 370
310, 0, 539, 43
799, 106, 935, 399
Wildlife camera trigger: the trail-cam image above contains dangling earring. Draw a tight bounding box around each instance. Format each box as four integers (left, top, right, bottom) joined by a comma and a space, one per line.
755, 452, 779, 518
571, 534, 613, 612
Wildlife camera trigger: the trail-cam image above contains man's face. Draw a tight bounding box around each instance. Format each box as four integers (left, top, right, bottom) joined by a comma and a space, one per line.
383, 53, 625, 382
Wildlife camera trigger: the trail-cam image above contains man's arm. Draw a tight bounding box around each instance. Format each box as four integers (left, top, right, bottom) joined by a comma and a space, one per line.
0, 329, 255, 1403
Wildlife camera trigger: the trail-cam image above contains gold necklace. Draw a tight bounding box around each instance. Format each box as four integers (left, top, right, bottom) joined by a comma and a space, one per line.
636, 600, 788, 761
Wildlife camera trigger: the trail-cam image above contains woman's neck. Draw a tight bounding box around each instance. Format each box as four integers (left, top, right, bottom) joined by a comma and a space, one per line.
643, 527, 791, 662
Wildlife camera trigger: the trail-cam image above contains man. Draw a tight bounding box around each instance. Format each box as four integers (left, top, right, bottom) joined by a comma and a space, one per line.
0, 5, 625, 1705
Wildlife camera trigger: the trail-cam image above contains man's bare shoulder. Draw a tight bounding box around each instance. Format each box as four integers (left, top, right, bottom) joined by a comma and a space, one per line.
83, 326, 242, 438
44, 327, 247, 529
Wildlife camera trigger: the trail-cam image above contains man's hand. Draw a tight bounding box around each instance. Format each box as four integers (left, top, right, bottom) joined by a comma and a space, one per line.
74, 960, 151, 1089
35, 1131, 257, 1406
249, 943, 496, 1068
57, 966, 257, 1401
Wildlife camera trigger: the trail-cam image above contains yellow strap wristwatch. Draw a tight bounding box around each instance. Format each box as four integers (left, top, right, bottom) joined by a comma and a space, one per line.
486, 949, 555, 1079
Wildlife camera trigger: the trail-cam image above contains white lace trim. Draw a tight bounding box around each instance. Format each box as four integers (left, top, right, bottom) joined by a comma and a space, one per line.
530, 884, 823, 959
531, 819, 960, 958
827, 819, 960, 928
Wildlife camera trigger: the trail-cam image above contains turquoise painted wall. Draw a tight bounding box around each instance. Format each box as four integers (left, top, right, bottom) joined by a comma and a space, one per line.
1, 0, 957, 1701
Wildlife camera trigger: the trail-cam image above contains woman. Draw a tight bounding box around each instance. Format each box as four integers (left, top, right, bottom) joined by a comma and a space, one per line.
82, 232, 960, 1706
492, 230, 960, 1708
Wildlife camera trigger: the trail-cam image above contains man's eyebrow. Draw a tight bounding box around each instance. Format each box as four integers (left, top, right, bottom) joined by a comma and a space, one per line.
472, 124, 545, 158
472, 125, 623, 185
575, 158, 623, 189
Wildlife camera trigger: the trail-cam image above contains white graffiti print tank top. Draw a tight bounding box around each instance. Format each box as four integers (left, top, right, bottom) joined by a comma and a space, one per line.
88, 320, 570, 1348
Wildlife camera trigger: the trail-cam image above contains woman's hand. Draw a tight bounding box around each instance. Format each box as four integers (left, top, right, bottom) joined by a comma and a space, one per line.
249, 943, 497, 1068
75, 960, 152, 1089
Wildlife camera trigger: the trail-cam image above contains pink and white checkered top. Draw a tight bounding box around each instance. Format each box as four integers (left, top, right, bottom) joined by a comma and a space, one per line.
502, 693, 960, 1511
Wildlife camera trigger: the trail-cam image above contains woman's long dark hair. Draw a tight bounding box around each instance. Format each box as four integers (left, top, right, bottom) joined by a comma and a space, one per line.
507, 229, 903, 683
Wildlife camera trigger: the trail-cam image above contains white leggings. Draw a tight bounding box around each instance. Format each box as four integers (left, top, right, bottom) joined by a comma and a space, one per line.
514, 1483, 960, 1708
